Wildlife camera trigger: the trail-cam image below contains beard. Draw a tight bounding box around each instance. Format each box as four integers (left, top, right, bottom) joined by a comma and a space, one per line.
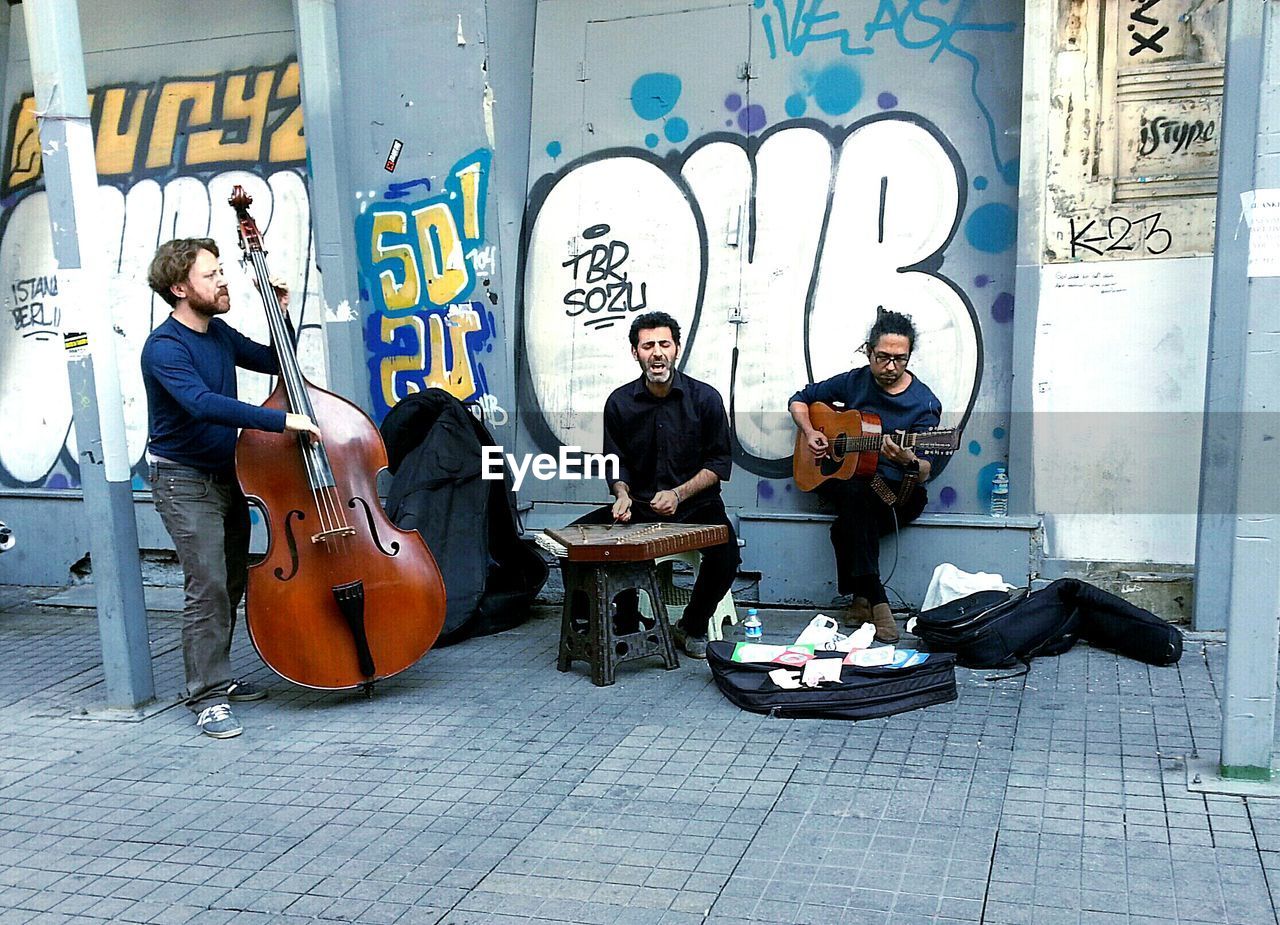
644, 365, 672, 384
188, 288, 230, 317
642, 358, 674, 384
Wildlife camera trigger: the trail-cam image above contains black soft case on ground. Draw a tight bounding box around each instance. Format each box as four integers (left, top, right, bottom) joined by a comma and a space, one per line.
706, 642, 957, 720
911, 587, 1080, 669
913, 578, 1182, 669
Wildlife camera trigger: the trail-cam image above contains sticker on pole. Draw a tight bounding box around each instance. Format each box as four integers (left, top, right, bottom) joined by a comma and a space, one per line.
64, 331, 89, 357
385, 139, 403, 172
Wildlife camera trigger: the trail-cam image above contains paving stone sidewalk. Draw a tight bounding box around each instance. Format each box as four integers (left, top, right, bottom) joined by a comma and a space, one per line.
0, 587, 1275, 925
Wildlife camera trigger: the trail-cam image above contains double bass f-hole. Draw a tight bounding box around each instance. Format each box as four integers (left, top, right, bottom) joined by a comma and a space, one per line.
348, 496, 402, 557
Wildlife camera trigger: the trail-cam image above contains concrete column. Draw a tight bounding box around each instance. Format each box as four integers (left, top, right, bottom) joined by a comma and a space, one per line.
1204, 0, 1280, 780
1009, 0, 1056, 520
1193, 7, 1266, 632
0, 5, 11, 110
291, 0, 368, 411
22, 0, 154, 709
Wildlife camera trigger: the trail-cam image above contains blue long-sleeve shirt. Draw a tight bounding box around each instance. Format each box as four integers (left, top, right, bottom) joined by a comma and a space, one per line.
790, 366, 942, 480
141, 316, 286, 475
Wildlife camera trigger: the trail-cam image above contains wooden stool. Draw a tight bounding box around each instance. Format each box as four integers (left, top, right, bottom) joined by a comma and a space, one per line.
557, 559, 679, 686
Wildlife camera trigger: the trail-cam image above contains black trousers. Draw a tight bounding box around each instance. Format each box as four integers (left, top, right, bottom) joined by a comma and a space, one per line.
572, 496, 740, 637
819, 478, 927, 606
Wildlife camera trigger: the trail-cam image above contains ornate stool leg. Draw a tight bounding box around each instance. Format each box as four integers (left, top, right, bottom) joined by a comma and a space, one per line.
642, 564, 680, 670
591, 565, 617, 686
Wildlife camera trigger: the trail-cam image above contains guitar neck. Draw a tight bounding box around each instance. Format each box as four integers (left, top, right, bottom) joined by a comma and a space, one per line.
832, 430, 952, 454
834, 435, 883, 453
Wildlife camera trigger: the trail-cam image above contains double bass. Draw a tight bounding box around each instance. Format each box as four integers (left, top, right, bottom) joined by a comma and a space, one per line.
230, 187, 446, 692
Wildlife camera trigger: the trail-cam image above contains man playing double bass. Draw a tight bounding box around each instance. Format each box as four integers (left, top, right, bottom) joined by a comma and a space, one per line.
789, 309, 942, 644
141, 238, 319, 739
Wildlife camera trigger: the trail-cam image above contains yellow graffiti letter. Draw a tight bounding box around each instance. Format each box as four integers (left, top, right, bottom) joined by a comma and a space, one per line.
424, 306, 481, 398
455, 161, 483, 240
6, 97, 41, 190
268, 63, 306, 164
188, 71, 274, 165
96, 87, 149, 177
379, 314, 426, 409
412, 202, 468, 307
371, 212, 421, 311
146, 79, 216, 170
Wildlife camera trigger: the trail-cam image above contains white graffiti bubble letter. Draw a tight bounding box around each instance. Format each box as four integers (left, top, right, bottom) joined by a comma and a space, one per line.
523, 156, 701, 455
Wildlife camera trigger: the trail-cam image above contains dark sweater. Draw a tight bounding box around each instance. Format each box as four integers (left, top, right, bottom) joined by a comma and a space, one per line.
790, 366, 942, 479
141, 315, 286, 475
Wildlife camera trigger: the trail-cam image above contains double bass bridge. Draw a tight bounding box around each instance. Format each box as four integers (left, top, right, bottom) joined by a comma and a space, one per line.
312, 526, 357, 543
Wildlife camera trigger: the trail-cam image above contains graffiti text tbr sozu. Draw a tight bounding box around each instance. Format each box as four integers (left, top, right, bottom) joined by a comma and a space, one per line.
562, 224, 649, 330
355, 150, 495, 420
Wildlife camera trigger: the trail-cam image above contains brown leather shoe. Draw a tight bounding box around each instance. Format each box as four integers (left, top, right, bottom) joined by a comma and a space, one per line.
870, 603, 900, 643
843, 597, 872, 627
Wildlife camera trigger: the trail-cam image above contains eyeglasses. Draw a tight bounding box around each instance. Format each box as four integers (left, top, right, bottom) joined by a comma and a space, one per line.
871, 351, 910, 367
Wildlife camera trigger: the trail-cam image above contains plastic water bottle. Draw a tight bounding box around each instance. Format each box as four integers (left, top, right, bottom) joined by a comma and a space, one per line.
990, 466, 1009, 517
743, 608, 763, 641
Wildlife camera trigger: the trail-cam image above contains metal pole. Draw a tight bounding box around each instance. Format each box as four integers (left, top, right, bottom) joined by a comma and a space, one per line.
1192, 9, 1265, 634
0, 6, 12, 116
1202, 0, 1280, 781
22, 0, 154, 710
291, 0, 368, 412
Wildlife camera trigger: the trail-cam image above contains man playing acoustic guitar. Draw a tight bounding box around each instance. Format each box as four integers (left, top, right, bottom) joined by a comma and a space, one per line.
788, 309, 942, 643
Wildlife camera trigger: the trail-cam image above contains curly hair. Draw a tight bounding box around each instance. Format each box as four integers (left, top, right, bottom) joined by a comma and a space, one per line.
865, 307, 917, 354
148, 238, 219, 307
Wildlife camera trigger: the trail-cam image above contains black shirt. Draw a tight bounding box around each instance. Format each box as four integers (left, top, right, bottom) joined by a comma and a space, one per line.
603, 370, 732, 505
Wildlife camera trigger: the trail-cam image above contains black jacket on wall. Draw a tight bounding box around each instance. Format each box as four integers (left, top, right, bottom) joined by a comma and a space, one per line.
381, 389, 547, 646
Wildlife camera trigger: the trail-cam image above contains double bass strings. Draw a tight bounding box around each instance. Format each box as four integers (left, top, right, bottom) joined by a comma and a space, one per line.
247, 248, 351, 544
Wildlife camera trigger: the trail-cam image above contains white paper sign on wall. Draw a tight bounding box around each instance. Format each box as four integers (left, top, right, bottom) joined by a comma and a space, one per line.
1242, 189, 1280, 277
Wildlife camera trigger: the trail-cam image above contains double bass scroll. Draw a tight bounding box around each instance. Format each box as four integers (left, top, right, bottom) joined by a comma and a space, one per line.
229, 186, 447, 691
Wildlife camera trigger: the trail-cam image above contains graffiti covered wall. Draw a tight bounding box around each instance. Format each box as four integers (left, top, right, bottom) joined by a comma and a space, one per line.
1027, 0, 1228, 564
0, 57, 324, 489
332, 0, 514, 432
520, 0, 1024, 515
354, 150, 505, 424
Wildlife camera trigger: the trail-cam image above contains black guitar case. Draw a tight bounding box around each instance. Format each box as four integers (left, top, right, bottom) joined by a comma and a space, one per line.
706, 642, 957, 720
913, 578, 1181, 669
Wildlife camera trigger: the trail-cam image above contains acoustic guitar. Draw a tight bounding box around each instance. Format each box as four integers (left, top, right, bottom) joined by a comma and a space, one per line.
793, 403, 961, 492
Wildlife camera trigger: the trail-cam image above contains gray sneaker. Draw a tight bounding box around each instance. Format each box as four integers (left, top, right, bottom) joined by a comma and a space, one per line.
672, 624, 708, 660
196, 703, 243, 739
227, 680, 267, 702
